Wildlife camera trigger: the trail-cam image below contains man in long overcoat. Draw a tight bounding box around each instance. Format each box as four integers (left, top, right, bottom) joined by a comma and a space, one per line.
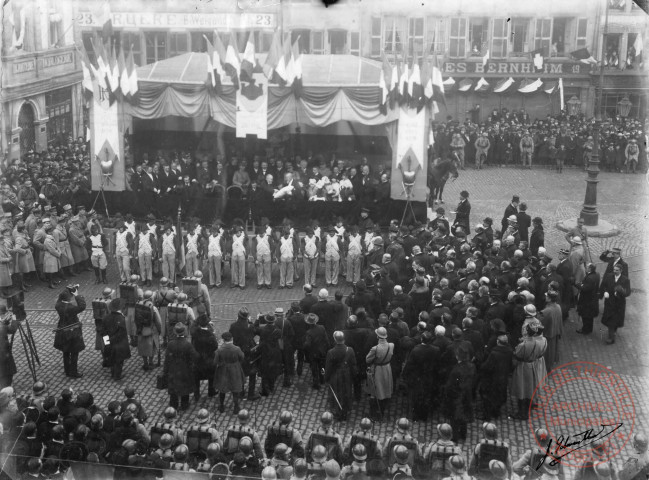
102, 298, 131, 381
163, 323, 199, 410
230, 307, 261, 401
402, 331, 440, 421
324, 331, 357, 421
0, 305, 18, 388
54, 288, 86, 378
541, 291, 563, 373
214, 331, 246, 414
192, 313, 218, 400
480, 335, 513, 421
257, 314, 283, 396
576, 264, 600, 335
599, 264, 631, 345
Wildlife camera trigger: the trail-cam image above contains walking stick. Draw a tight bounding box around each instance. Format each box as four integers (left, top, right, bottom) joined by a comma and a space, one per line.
328, 384, 343, 413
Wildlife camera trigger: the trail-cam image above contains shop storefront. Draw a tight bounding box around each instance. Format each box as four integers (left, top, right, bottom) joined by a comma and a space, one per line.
594, 74, 648, 120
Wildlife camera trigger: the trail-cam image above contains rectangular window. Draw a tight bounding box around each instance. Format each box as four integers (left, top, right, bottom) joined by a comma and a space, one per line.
552, 17, 568, 56
291, 29, 311, 53
170, 33, 188, 57
350, 31, 360, 56
45, 87, 72, 145
627, 33, 641, 68
145, 32, 167, 64
311, 30, 324, 54
492, 18, 508, 58
427, 18, 447, 54
534, 18, 552, 57
449, 17, 467, 58
576, 18, 588, 48
121, 32, 142, 66
255, 31, 273, 53
604, 33, 622, 68
371, 17, 382, 57
329, 29, 348, 54
469, 18, 489, 55
383, 16, 405, 54
510, 18, 530, 56
408, 17, 425, 61
190, 32, 210, 53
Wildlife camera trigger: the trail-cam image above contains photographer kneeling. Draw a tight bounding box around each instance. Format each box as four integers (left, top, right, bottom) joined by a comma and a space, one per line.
54, 284, 86, 378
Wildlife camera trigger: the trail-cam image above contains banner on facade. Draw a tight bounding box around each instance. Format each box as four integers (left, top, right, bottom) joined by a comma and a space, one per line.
236, 72, 268, 139
90, 86, 126, 191
390, 106, 428, 202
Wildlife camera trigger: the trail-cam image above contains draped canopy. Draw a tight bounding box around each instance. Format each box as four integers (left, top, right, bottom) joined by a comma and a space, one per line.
125, 52, 399, 129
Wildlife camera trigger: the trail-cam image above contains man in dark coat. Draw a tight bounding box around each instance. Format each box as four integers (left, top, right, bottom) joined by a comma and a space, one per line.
163, 323, 199, 410
516, 203, 531, 244
324, 331, 357, 421
299, 285, 318, 314
576, 264, 601, 335
342, 315, 372, 401
102, 298, 131, 381
480, 335, 513, 420
452, 191, 471, 236
599, 247, 629, 278
598, 264, 631, 345
556, 249, 574, 319
273, 308, 296, 388
230, 307, 261, 400
500, 195, 519, 239
346, 280, 381, 320
303, 313, 329, 390
287, 302, 308, 377
192, 314, 218, 400
402, 332, 440, 420
257, 314, 283, 396
310, 289, 338, 346
529, 217, 545, 257
0, 305, 18, 388
442, 345, 476, 443
54, 287, 86, 378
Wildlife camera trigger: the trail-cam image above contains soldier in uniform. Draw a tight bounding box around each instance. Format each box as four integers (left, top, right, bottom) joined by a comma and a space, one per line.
214, 331, 246, 414
344, 418, 382, 463
513, 428, 564, 480
113, 221, 134, 283
102, 298, 131, 381
345, 225, 364, 286
136, 222, 156, 287
149, 407, 184, 449
383, 418, 421, 472
468, 422, 512, 478
154, 277, 177, 347
163, 323, 199, 410
269, 443, 294, 479
307, 445, 329, 479
195, 442, 228, 473
302, 227, 320, 288
184, 408, 222, 462
619, 433, 649, 480
305, 412, 343, 464
85, 224, 108, 284
184, 223, 203, 276
229, 307, 261, 401
206, 224, 226, 289
276, 227, 297, 289
91, 287, 113, 367
264, 411, 305, 459
54, 287, 86, 378
120, 274, 141, 345
167, 293, 195, 341
168, 444, 191, 471
253, 225, 275, 289
325, 331, 356, 421
423, 423, 462, 480
224, 409, 265, 460
230, 226, 248, 289
187, 270, 211, 320
67, 216, 88, 275
135, 290, 162, 371
323, 227, 343, 287
340, 444, 368, 478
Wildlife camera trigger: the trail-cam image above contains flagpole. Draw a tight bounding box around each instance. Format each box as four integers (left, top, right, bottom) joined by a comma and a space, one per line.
597, 0, 609, 120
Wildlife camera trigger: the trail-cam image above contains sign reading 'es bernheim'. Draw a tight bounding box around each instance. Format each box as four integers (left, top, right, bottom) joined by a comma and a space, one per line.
443, 61, 588, 76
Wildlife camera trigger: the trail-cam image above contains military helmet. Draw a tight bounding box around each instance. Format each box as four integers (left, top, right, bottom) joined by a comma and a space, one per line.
122, 439, 137, 455
197, 409, 210, 424
534, 428, 549, 444
206, 443, 221, 458
312, 444, 327, 462
164, 407, 177, 420
360, 417, 373, 431
437, 423, 453, 440
634, 433, 649, 452
324, 460, 341, 478
102, 287, 113, 298
238, 409, 250, 423
279, 411, 293, 425
129, 274, 139, 283
173, 444, 189, 462
449, 455, 466, 472
143, 290, 153, 299
274, 443, 290, 457
261, 466, 278, 480
489, 460, 508, 479
320, 411, 333, 426
352, 443, 367, 461
239, 436, 253, 455
159, 433, 174, 450
293, 458, 308, 477
483, 422, 498, 439
393, 444, 409, 463
396, 418, 411, 432
177, 293, 188, 303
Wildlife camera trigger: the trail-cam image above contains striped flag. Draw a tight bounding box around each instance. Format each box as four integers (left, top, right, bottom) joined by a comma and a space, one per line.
224, 32, 241, 89
204, 35, 217, 91
292, 40, 303, 98
263, 30, 283, 83
127, 47, 138, 98
240, 32, 256, 82
118, 46, 130, 98
79, 49, 94, 94
430, 55, 446, 106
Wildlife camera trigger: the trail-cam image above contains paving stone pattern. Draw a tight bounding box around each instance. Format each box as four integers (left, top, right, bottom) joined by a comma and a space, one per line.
8, 168, 649, 479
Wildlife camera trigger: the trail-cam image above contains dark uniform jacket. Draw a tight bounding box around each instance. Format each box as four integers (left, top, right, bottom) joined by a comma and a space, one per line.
54, 296, 87, 353
102, 311, 131, 364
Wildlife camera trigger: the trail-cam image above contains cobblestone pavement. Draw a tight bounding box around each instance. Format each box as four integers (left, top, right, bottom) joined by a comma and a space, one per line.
7, 168, 648, 479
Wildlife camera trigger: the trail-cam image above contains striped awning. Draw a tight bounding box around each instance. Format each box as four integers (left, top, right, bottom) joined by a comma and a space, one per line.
493, 77, 515, 93
475, 77, 490, 92
458, 79, 473, 92
518, 78, 543, 93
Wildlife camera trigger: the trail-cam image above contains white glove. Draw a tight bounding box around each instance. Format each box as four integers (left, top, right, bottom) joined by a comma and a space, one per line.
604, 292, 610, 299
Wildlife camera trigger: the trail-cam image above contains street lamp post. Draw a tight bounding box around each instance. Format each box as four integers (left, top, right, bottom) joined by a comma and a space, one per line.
580, 121, 600, 226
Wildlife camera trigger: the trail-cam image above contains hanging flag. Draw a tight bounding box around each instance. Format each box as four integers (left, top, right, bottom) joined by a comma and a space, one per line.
106, 43, 120, 94
283, 37, 295, 87
204, 35, 218, 92
292, 40, 303, 98
274, 36, 288, 86
408, 61, 423, 110
175, 207, 186, 275
518, 78, 543, 93
213, 33, 227, 87
79, 49, 94, 94
379, 53, 392, 114
559, 77, 565, 111
118, 45, 130, 98
474, 77, 490, 92
389, 53, 399, 109
543, 81, 557, 95
458, 79, 473, 92
430, 55, 446, 106
263, 30, 283, 82
240, 31, 256, 82
570, 48, 598, 65
92, 38, 109, 87
482, 48, 490, 67
127, 47, 138, 98
224, 32, 241, 89
398, 53, 409, 104
530, 48, 544, 71
421, 58, 433, 100
493, 77, 514, 93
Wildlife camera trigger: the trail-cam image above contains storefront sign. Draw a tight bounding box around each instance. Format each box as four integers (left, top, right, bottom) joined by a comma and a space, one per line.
13, 59, 35, 74
77, 11, 276, 29
391, 106, 429, 203
236, 73, 268, 139
443, 61, 586, 76
42, 52, 73, 69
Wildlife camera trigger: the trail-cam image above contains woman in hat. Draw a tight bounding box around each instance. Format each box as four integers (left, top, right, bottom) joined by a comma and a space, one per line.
511, 320, 547, 420
365, 327, 393, 421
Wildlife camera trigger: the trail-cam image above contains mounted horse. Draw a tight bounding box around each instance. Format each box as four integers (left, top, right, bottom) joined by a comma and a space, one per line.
427, 153, 459, 206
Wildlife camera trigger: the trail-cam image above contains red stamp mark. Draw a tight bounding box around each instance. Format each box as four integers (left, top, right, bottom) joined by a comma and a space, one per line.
529, 361, 636, 469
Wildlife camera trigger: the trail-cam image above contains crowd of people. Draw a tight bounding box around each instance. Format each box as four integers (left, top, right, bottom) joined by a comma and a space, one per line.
432, 109, 647, 173
0, 181, 642, 479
